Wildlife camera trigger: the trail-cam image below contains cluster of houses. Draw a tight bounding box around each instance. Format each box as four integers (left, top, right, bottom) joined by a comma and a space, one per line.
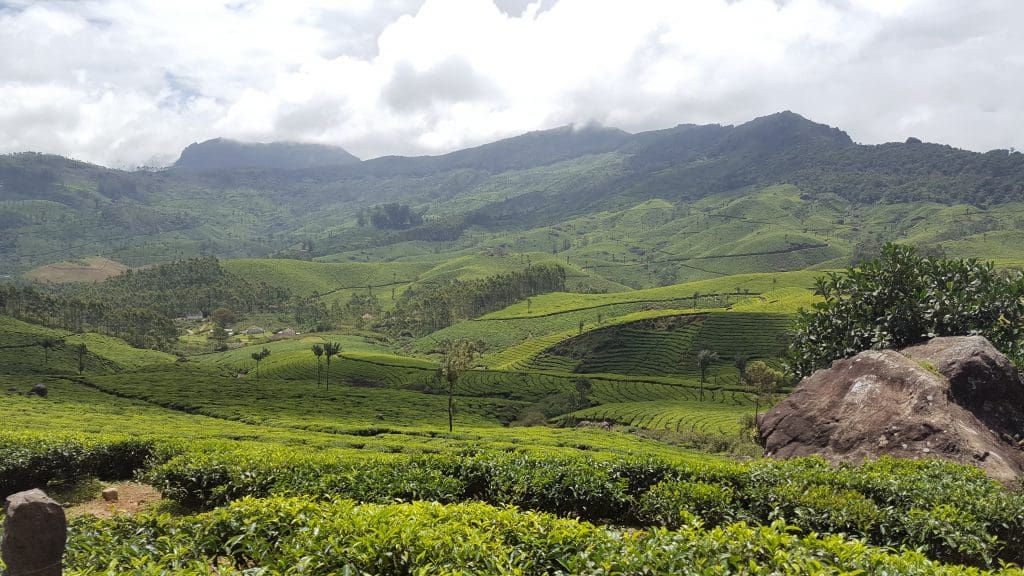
177, 312, 300, 341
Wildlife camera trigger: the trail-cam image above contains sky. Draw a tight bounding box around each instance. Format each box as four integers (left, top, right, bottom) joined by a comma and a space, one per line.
0, 0, 1021, 168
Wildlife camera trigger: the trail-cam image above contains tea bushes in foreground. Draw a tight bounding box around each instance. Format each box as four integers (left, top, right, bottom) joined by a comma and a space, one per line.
64, 497, 1022, 575
145, 450, 1024, 568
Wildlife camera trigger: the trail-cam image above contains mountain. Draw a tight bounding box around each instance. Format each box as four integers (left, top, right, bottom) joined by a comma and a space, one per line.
3, 111, 1024, 279
173, 138, 361, 172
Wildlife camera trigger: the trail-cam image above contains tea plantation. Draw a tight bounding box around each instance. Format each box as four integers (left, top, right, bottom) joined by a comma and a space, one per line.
3, 264, 1024, 574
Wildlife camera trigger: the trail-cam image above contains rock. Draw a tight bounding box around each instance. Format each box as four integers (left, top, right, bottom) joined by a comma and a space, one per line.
902, 336, 1024, 439
2, 489, 67, 576
102, 487, 119, 502
27, 383, 48, 397
759, 336, 1024, 482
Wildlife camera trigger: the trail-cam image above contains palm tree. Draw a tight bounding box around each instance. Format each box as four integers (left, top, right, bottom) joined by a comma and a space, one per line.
39, 337, 63, 366
312, 344, 324, 389
323, 342, 341, 391
696, 348, 719, 401
251, 347, 271, 381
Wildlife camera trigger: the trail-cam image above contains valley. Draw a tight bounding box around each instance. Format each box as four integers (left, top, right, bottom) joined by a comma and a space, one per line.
3, 112, 1024, 574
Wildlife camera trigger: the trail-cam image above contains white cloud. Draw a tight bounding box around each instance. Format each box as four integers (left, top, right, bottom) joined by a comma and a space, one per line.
0, 0, 1021, 167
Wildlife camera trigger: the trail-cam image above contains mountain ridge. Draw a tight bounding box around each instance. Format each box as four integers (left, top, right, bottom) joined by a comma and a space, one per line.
2, 110, 1023, 277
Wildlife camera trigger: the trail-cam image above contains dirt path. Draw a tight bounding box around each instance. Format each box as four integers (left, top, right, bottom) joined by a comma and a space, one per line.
66, 482, 162, 519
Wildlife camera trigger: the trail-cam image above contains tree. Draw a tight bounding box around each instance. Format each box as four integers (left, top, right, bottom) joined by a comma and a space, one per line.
746, 360, 782, 418
440, 339, 476, 432
695, 348, 718, 401
733, 353, 749, 386
312, 344, 324, 389
39, 337, 63, 366
251, 347, 271, 380
788, 244, 1024, 378
75, 343, 87, 374
210, 307, 235, 327
574, 377, 593, 408
323, 342, 342, 391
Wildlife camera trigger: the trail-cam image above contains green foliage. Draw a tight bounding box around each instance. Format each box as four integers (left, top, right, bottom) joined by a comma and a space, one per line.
250, 347, 271, 379
746, 360, 783, 415
636, 480, 736, 527
789, 244, 1024, 377
322, 341, 341, 390
0, 283, 178, 349
0, 433, 153, 499
386, 264, 568, 335
64, 496, 1019, 575
72, 256, 291, 318
142, 450, 1024, 567
368, 202, 423, 229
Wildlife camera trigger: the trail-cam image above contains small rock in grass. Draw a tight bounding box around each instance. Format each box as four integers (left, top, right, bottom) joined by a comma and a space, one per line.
28, 383, 48, 397
101, 488, 118, 502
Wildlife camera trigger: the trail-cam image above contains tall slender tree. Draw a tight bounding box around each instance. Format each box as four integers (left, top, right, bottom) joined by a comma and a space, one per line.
696, 347, 718, 401
251, 347, 271, 381
312, 344, 324, 389
39, 337, 63, 366
440, 339, 476, 433
323, 342, 342, 391
75, 343, 88, 374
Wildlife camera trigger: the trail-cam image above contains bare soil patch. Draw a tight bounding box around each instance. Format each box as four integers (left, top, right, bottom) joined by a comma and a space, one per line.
23, 256, 128, 284
66, 482, 162, 519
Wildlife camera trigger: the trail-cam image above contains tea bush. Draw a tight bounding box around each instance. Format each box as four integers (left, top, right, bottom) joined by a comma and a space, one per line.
0, 433, 153, 498
62, 497, 1023, 575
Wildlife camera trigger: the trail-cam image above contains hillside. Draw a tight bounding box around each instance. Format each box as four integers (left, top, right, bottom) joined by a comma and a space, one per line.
3, 111, 1024, 279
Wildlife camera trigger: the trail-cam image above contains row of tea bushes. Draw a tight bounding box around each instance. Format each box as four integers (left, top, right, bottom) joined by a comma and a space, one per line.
63, 496, 1022, 575
0, 432, 154, 498
146, 449, 1024, 567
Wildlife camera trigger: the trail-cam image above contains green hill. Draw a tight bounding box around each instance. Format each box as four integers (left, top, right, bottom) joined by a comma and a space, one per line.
4, 111, 1024, 280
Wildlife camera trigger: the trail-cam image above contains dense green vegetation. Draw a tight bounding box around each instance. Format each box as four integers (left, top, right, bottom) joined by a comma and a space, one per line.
4, 112, 1024, 283
6, 111, 1024, 573
789, 244, 1024, 377
66, 497, 1020, 575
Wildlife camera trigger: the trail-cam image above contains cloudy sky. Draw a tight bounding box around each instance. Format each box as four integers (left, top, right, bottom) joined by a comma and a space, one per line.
0, 0, 1020, 168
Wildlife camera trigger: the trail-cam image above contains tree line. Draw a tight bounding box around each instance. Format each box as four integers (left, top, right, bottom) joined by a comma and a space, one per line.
384, 264, 568, 336
0, 284, 177, 350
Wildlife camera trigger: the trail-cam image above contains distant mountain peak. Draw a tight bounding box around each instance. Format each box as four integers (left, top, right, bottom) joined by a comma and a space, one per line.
173, 138, 360, 172
732, 111, 854, 147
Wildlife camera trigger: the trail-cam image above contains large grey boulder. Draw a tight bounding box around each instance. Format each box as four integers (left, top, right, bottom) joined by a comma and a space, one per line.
759, 336, 1024, 481
2, 489, 67, 576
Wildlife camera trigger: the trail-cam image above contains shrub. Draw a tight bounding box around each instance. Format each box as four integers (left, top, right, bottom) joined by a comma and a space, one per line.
0, 434, 154, 498
788, 244, 1024, 377
63, 497, 1019, 575
636, 480, 735, 527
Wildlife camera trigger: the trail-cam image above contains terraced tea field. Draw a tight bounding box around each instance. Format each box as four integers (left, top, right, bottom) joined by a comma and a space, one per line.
562, 399, 754, 435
